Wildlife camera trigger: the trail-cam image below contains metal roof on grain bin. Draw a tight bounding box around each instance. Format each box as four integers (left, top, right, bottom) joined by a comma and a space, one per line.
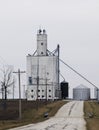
73, 84, 90, 100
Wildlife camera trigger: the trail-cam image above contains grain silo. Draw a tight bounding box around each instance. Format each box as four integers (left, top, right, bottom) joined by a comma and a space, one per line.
97, 89, 99, 101
90, 87, 98, 99
26, 29, 60, 101
60, 81, 69, 99
73, 84, 90, 100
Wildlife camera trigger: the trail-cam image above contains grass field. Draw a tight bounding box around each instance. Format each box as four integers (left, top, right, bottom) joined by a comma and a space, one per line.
0, 100, 67, 130
84, 101, 99, 130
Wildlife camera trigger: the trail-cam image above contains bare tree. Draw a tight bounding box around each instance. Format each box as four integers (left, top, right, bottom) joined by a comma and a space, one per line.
12, 77, 16, 99
0, 66, 14, 100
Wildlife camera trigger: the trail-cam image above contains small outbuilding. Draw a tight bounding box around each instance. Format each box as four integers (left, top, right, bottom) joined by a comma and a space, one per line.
73, 84, 90, 100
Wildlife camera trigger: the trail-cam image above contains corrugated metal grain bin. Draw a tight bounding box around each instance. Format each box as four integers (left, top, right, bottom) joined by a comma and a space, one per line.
60, 81, 68, 99
94, 87, 98, 99
73, 84, 90, 100
97, 89, 99, 101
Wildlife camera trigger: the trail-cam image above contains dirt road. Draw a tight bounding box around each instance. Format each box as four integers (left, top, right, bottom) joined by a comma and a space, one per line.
9, 101, 86, 130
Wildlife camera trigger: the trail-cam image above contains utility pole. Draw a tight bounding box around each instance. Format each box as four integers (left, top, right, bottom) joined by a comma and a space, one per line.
57, 44, 60, 88
45, 78, 50, 103
13, 69, 26, 120
13, 78, 15, 99
57, 44, 60, 98
36, 56, 39, 110
45, 78, 47, 101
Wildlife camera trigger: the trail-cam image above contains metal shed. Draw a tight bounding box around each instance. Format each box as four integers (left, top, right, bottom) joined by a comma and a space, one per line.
73, 84, 90, 100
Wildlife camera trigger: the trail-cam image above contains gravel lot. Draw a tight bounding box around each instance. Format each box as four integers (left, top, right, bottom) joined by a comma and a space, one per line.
9, 101, 86, 130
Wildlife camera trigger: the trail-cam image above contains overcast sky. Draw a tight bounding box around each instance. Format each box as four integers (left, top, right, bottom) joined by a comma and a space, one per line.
0, 0, 99, 97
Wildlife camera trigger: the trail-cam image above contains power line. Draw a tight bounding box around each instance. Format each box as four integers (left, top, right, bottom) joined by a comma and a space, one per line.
59, 73, 65, 81
60, 59, 98, 88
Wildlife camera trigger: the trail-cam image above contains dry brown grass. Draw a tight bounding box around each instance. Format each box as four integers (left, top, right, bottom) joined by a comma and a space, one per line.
0, 100, 67, 130
84, 101, 99, 130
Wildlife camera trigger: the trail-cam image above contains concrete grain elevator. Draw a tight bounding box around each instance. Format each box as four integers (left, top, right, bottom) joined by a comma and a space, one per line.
26, 29, 60, 100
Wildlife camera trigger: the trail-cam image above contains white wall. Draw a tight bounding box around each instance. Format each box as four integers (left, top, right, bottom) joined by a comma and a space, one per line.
26, 56, 59, 100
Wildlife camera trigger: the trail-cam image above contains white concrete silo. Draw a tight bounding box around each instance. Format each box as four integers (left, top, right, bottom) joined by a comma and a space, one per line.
26, 29, 60, 101
73, 84, 90, 100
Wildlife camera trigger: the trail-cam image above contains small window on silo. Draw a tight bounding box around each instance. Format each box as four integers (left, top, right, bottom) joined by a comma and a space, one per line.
29, 77, 32, 85
31, 95, 33, 98
41, 52, 43, 54
31, 90, 33, 92
49, 90, 51, 92
41, 42, 43, 45
47, 72, 49, 75
42, 90, 44, 92
42, 95, 44, 98
49, 95, 51, 97
38, 90, 40, 92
